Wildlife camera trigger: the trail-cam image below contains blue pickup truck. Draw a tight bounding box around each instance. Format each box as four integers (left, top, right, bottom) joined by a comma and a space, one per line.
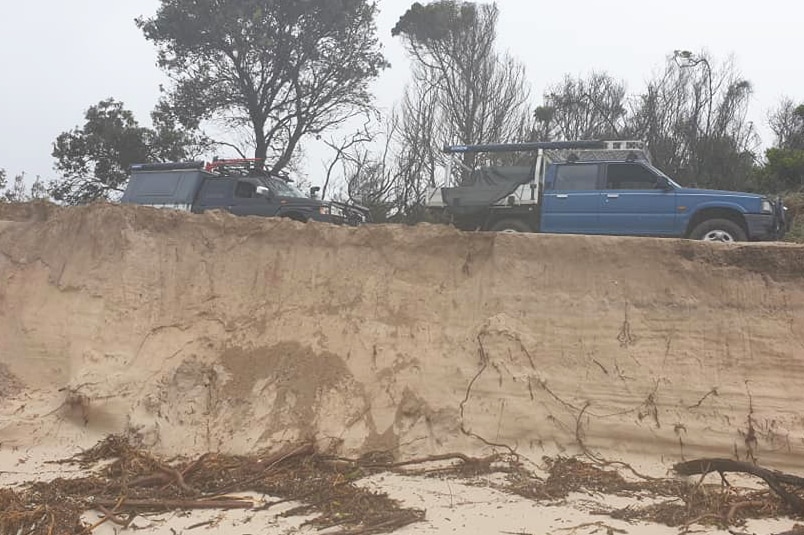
425, 140, 787, 242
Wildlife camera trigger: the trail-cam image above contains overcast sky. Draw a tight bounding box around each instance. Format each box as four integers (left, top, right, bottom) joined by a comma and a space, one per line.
1, 0, 801, 184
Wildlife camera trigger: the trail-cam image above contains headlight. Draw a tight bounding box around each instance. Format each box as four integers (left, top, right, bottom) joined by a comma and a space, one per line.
324, 204, 344, 217
761, 199, 773, 214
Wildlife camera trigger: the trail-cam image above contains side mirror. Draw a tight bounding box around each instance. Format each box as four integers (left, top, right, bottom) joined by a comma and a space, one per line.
256, 186, 274, 199
656, 177, 672, 190
310, 186, 321, 199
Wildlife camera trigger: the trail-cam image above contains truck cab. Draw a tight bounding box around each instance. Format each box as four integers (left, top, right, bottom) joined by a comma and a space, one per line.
426, 140, 786, 242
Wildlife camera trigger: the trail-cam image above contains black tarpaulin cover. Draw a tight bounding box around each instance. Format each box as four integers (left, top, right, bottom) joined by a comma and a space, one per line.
441, 166, 533, 215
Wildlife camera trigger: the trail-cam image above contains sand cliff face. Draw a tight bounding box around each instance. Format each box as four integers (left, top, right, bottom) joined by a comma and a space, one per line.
1, 203, 803, 469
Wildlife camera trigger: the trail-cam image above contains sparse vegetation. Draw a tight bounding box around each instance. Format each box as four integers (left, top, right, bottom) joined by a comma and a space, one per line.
783, 193, 804, 243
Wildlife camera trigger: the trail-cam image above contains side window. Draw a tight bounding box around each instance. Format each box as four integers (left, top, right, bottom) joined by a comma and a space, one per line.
199, 179, 231, 201
553, 164, 600, 190
605, 163, 659, 190
234, 180, 257, 198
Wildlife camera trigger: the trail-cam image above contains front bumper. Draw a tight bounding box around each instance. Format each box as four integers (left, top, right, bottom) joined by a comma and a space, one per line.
745, 199, 787, 241
309, 204, 370, 226
329, 201, 371, 226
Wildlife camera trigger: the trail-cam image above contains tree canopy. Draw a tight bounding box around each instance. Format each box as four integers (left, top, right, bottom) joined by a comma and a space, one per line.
50, 99, 201, 204
763, 99, 804, 190
137, 0, 388, 174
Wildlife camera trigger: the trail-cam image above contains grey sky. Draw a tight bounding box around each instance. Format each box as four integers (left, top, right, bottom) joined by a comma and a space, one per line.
1, 0, 800, 184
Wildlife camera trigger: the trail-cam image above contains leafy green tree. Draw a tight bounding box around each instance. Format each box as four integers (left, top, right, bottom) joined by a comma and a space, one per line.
764, 148, 804, 190
50, 99, 203, 204
137, 0, 388, 174
760, 99, 804, 191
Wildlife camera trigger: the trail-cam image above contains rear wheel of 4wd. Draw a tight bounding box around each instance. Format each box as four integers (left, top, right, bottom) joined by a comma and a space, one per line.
489, 219, 533, 233
689, 218, 747, 242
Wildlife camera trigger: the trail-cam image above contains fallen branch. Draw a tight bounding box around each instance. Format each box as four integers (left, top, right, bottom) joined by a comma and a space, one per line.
97, 505, 131, 527
339, 452, 502, 470
674, 458, 804, 513
680, 513, 723, 533
187, 519, 216, 530
555, 521, 627, 534
726, 500, 767, 524
157, 463, 197, 494
336, 511, 425, 535
92, 498, 253, 510
206, 442, 315, 497
80, 496, 126, 534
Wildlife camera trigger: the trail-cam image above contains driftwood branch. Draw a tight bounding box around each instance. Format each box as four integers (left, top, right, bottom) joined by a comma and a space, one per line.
674, 458, 804, 513
206, 442, 315, 497
92, 498, 253, 510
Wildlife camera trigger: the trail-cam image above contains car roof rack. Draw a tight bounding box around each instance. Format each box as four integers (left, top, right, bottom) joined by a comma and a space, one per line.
130, 161, 205, 172
205, 158, 295, 182
443, 140, 651, 164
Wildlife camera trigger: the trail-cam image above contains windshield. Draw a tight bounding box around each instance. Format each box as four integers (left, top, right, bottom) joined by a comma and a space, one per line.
257, 176, 307, 198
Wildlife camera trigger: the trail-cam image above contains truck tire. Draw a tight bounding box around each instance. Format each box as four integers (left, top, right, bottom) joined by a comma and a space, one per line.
689, 218, 747, 242
489, 219, 533, 233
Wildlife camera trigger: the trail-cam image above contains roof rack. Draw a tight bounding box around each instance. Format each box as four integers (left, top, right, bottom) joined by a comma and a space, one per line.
130, 161, 205, 172
204, 158, 263, 174
443, 140, 651, 164
205, 158, 295, 182
443, 140, 605, 154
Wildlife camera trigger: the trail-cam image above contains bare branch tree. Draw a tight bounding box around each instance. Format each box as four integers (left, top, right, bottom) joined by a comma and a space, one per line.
320, 113, 378, 200
387, 0, 533, 217
534, 72, 629, 141
768, 98, 804, 150
630, 51, 758, 189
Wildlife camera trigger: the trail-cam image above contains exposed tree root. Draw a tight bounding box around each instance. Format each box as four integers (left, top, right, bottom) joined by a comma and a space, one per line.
675, 458, 804, 513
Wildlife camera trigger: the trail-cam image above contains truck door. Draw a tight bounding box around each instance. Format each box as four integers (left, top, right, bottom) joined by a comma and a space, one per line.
540, 163, 603, 234
193, 178, 234, 213
228, 180, 280, 217
598, 163, 677, 236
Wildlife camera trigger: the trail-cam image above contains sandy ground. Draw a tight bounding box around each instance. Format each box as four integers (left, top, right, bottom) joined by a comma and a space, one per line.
2, 202, 804, 533
2, 444, 801, 534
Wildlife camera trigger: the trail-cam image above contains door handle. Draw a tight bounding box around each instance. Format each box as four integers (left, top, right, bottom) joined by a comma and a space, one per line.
556, 194, 569, 199
606, 194, 619, 199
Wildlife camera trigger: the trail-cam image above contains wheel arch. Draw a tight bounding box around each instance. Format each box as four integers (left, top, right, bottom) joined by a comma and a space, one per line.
281, 211, 308, 223
685, 207, 747, 237
482, 209, 540, 232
